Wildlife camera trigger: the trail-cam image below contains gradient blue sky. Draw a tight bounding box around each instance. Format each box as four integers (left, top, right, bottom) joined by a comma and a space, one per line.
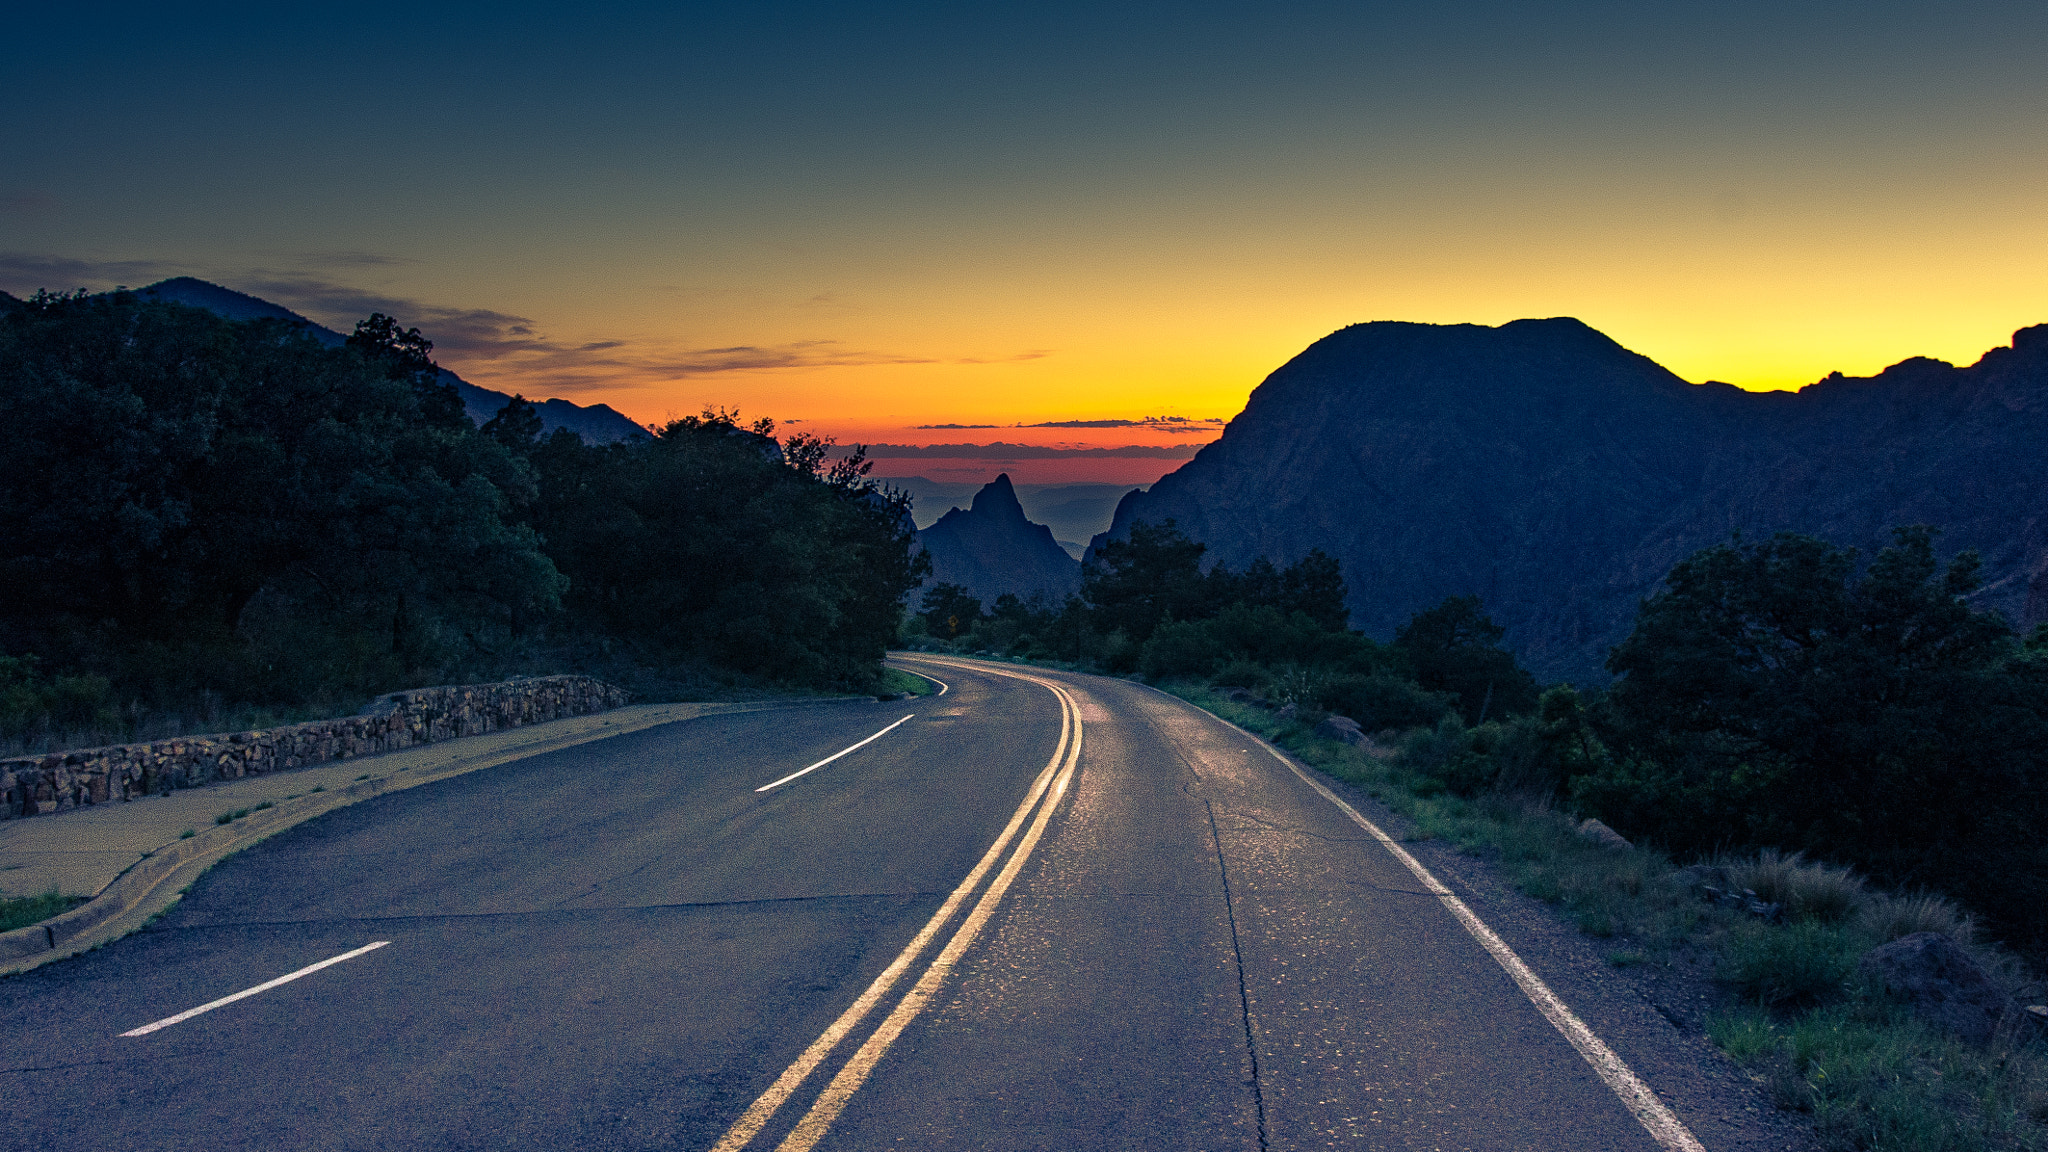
5, 2, 2044, 479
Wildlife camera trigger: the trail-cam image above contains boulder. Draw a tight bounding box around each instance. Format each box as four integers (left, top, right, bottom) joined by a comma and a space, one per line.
1576, 818, 1633, 851
1857, 932, 2012, 1046
1314, 715, 1367, 746
1273, 703, 1299, 723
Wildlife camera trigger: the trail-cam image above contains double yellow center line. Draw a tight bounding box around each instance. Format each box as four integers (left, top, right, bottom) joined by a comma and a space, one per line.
710, 662, 1083, 1152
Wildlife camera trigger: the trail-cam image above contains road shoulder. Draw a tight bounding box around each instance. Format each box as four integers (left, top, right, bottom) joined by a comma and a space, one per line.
1189, 690, 1816, 1151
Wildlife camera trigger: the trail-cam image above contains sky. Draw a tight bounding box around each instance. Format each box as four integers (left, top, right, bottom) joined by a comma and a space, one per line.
4, 2, 2044, 485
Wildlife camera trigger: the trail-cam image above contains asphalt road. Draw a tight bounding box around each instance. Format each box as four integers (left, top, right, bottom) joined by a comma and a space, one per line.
0, 658, 1709, 1151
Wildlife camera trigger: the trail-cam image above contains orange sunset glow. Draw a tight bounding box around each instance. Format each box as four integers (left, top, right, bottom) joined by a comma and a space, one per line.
5, 5, 2043, 489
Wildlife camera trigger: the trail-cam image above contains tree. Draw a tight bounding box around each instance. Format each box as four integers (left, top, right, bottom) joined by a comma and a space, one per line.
921, 583, 985, 639
0, 290, 563, 701
1083, 519, 1214, 643
346, 312, 465, 428
1393, 595, 1539, 724
1594, 527, 2048, 946
526, 408, 924, 688
482, 394, 544, 450
1229, 550, 1350, 632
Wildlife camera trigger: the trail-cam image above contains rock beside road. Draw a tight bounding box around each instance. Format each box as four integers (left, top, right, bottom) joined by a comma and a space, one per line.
1857, 932, 2012, 1046
1576, 818, 1633, 851
1313, 715, 1367, 746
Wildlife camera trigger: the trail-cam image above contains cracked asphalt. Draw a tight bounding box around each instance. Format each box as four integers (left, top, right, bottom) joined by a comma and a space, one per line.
0, 661, 1779, 1150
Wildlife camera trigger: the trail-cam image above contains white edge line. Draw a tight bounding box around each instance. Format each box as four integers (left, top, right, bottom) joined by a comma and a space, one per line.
121, 941, 391, 1037
1245, 735, 1707, 1152
756, 714, 916, 792
708, 667, 1074, 1152
898, 669, 1706, 1152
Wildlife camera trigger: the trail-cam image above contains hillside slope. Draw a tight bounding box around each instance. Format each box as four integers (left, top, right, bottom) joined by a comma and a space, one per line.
137, 278, 644, 443
1093, 319, 2048, 682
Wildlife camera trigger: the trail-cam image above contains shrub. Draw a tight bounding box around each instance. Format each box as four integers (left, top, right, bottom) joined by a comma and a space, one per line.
1210, 659, 1273, 695
1718, 921, 1859, 1007
1139, 619, 1228, 680
1395, 714, 1558, 798
1398, 714, 1487, 794
1269, 664, 1333, 708
1466, 717, 1546, 795
1321, 672, 1453, 732
0, 654, 120, 742
1093, 628, 1140, 673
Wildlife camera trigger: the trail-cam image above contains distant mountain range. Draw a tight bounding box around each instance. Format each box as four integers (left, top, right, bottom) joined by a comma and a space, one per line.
916, 475, 1082, 605
888, 476, 1142, 557
1094, 317, 2048, 684
135, 278, 644, 443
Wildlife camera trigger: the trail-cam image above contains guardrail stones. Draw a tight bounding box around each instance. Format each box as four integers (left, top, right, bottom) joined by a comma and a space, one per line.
0, 676, 629, 821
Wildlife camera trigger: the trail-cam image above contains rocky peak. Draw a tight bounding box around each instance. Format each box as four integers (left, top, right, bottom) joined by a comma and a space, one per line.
969, 473, 1027, 519
917, 473, 1079, 604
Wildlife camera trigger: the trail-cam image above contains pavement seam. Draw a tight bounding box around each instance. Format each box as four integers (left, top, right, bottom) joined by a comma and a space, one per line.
1206, 798, 1270, 1152
546, 848, 683, 909
0, 1057, 132, 1076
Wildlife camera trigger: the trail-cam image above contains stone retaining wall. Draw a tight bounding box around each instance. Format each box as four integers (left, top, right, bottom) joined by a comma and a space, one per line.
0, 676, 630, 820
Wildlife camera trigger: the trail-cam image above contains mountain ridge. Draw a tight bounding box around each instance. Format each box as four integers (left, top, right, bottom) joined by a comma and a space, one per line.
1092, 318, 2048, 683
135, 277, 644, 443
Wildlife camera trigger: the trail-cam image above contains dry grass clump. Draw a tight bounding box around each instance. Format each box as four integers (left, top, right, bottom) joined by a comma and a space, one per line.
1708, 848, 1978, 947
1858, 890, 1977, 947
1721, 848, 1868, 923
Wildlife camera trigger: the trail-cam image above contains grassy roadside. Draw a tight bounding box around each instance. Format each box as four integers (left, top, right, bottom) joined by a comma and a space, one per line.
0, 890, 86, 933
1153, 678, 2048, 1152
879, 667, 941, 697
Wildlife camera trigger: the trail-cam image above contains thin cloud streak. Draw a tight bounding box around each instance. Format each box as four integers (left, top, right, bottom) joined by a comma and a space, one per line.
0, 255, 1049, 395
244, 275, 1051, 388
859, 442, 1202, 460
915, 416, 1227, 434
292, 251, 420, 269
0, 252, 184, 291
236, 272, 1052, 391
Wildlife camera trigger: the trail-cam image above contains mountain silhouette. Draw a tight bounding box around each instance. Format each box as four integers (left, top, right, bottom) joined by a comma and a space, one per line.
917, 474, 1082, 605
1092, 318, 2048, 683
136, 278, 644, 443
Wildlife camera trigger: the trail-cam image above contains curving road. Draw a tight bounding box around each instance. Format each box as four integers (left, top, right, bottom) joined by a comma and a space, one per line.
0, 657, 1723, 1150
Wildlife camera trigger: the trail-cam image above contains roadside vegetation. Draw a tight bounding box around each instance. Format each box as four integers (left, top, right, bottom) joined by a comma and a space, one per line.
0, 290, 926, 755
877, 668, 939, 698
904, 518, 2048, 1150
0, 890, 86, 933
